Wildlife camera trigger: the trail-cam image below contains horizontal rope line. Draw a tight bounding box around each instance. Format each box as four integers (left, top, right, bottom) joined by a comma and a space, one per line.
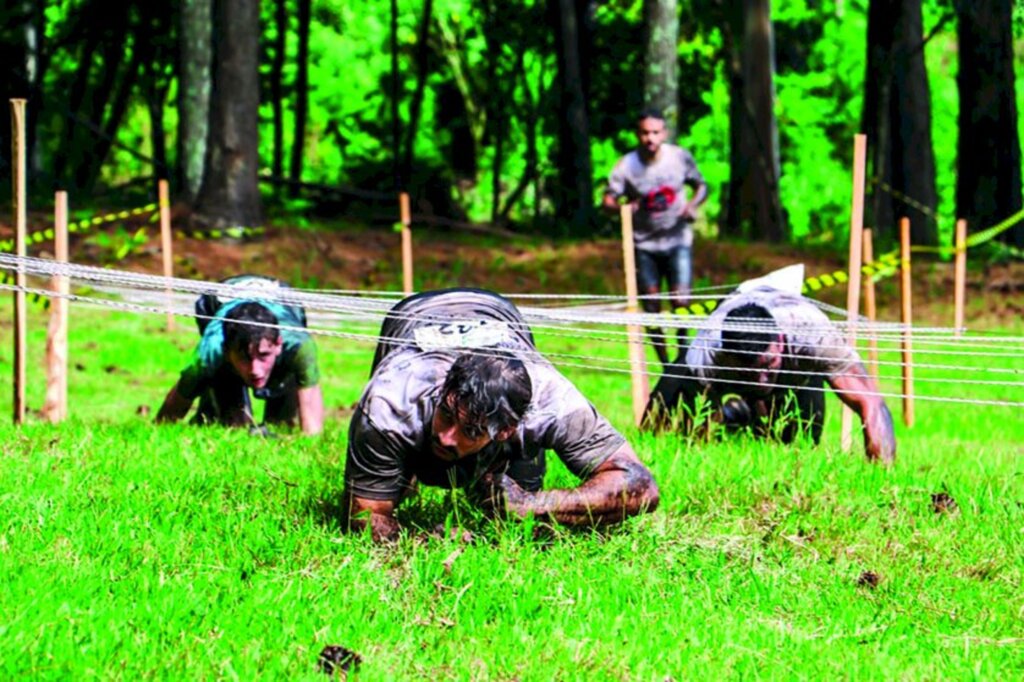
9, 265, 1023, 360
4, 282, 1021, 406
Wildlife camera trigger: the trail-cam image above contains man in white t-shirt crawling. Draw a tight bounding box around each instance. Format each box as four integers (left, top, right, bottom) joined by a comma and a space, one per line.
643, 273, 896, 463
344, 288, 660, 542
603, 108, 708, 366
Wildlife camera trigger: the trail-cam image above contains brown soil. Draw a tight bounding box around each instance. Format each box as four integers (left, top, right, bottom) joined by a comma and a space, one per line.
6, 209, 1022, 327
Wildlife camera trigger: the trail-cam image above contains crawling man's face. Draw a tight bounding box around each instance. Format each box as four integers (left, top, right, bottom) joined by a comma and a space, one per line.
430, 393, 493, 461
227, 337, 283, 389
718, 338, 784, 398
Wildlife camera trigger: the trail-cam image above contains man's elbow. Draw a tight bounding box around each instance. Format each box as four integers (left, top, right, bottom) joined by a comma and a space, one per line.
622, 466, 660, 517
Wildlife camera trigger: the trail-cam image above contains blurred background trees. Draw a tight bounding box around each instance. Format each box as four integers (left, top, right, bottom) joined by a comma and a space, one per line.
0, 0, 1021, 246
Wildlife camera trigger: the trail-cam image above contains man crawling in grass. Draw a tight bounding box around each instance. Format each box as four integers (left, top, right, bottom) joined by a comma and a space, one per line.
344, 288, 660, 542
156, 275, 324, 436
643, 267, 896, 462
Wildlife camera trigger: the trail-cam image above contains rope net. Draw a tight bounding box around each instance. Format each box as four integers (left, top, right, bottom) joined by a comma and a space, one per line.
1, 253, 1021, 409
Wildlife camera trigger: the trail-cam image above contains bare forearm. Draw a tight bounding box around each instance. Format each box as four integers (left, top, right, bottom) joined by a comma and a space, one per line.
298, 385, 324, 435
155, 384, 192, 423
503, 452, 659, 526
602, 193, 622, 214
830, 367, 896, 462
862, 402, 896, 463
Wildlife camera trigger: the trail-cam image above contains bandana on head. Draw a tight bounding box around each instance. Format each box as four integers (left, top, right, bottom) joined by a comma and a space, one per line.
197, 298, 309, 372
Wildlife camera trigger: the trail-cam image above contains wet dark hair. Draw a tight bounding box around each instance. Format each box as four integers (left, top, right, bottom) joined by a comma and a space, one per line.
223, 302, 280, 353
720, 303, 780, 360
636, 107, 665, 125
441, 352, 533, 437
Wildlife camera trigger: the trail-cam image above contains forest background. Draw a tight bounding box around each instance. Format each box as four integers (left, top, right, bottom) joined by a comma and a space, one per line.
0, 0, 1022, 253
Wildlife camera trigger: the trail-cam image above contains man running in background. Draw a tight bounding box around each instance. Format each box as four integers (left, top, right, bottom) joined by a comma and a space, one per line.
156, 275, 324, 435
643, 269, 896, 462
344, 288, 660, 542
603, 108, 708, 366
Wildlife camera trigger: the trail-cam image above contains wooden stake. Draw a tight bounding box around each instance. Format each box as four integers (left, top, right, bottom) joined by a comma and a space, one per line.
841, 134, 867, 452
620, 204, 648, 427
158, 179, 175, 332
953, 218, 967, 337
11, 98, 27, 425
899, 217, 915, 428
862, 227, 878, 379
399, 191, 413, 295
43, 191, 69, 423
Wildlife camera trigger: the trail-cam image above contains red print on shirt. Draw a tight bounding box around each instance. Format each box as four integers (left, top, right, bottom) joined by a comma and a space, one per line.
643, 186, 676, 213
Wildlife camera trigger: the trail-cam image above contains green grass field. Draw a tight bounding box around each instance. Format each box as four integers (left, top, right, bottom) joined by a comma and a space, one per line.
0, 302, 1022, 679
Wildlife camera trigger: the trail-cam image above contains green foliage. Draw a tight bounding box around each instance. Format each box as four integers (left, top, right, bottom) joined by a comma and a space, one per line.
11, 0, 1024, 244
84, 225, 150, 263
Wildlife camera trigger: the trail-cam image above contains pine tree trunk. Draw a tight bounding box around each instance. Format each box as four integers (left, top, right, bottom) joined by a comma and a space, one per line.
194, 0, 263, 229
270, 0, 287, 179
552, 0, 593, 232
863, 0, 937, 245
177, 0, 213, 203
642, 0, 678, 139
956, 0, 1022, 247
403, 0, 434, 183
729, 0, 786, 241
290, 0, 311, 187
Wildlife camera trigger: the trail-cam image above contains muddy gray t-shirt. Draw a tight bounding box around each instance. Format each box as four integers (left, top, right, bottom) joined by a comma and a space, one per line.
346, 290, 627, 501
606, 144, 705, 252
686, 286, 859, 391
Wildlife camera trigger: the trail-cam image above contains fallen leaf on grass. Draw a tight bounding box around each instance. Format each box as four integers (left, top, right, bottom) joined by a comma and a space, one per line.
857, 571, 881, 589
931, 492, 959, 515
317, 645, 362, 677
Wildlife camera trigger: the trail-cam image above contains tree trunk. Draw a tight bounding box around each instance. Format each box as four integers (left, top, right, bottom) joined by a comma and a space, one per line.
147, 86, 169, 191
552, 0, 593, 232
77, 44, 142, 190
178, 0, 213, 203
863, 0, 938, 245
194, 0, 263, 229
55, 32, 100, 187
25, 0, 46, 174
956, 0, 1022, 247
403, 0, 434, 183
642, 0, 678, 139
270, 0, 287, 179
389, 0, 401, 189
290, 0, 310, 187
728, 0, 786, 242
491, 110, 504, 223
721, 2, 744, 238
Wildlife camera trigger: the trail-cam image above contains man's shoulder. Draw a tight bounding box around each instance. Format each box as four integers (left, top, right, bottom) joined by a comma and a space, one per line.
612, 149, 643, 171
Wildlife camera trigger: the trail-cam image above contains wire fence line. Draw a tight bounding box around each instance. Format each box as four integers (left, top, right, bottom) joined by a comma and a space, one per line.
1, 252, 1018, 346
0, 255, 1020, 409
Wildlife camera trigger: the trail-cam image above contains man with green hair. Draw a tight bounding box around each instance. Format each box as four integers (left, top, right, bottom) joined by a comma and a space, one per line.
156, 275, 324, 435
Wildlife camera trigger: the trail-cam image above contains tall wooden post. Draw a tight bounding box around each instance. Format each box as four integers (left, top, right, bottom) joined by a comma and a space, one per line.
620, 204, 648, 427
841, 134, 866, 452
11, 99, 27, 425
862, 228, 878, 379
899, 217, 915, 427
399, 192, 413, 295
953, 218, 967, 337
158, 179, 175, 331
43, 191, 69, 423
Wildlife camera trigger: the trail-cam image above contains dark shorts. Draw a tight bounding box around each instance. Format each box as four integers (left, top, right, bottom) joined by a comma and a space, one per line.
635, 245, 692, 310
643, 366, 826, 444
370, 287, 536, 374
